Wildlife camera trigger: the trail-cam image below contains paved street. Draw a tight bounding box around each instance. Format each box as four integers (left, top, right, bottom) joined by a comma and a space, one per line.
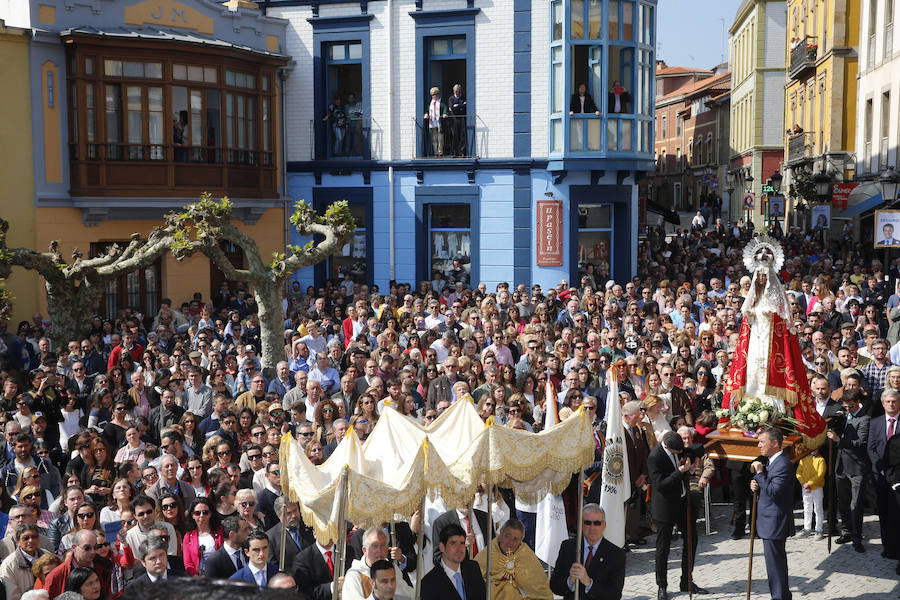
623, 504, 899, 599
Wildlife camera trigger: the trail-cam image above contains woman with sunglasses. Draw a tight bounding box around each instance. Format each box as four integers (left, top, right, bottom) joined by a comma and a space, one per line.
81, 437, 114, 506
475, 394, 497, 422
355, 392, 380, 426
505, 396, 533, 432
181, 456, 210, 498
19, 484, 53, 529
691, 362, 717, 415
183, 497, 223, 576
558, 388, 584, 421
207, 367, 234, 401
234, 488, 265, 533
106, 366, 128, 398
102, 396, 131, 451
92, 527, 129, 598
100, 478, 136, 528
13, 466, 50, 507
59, 500, 100, 552
157, 492, 187, 556
313, 398, 339, 445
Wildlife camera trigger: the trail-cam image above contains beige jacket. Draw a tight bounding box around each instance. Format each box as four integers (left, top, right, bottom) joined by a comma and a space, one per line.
0, 547, 50, 600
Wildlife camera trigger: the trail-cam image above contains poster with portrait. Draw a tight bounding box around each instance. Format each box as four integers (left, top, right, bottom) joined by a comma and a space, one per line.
743, 193, 755, 210
768, 195, 785, 218
875, 210, 900, 248
811, 204, 831, 230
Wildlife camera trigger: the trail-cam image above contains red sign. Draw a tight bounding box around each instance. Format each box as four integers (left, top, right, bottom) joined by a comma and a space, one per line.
832, 182, 859, 211
537, 200, 563, 266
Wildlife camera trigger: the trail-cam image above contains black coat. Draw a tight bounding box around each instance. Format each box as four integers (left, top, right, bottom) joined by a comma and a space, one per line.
549, 537, 626, 600
420, 558, 485, 600
292, 544, 337, 600
569, 92, 599, 114
648, 444, 687, 524
204, 545, 240, 580
129, 554, 187, 579
267, 521, 316, 569
430, 508, 490, 566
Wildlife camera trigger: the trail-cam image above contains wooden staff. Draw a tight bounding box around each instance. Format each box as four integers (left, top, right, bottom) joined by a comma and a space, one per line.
389, 519, 397, 563
335, 468, 350, 586
827, 438, 835, 554
415, 496, 425, 600
574, 470, 585, 600
685, 469, 694, 600
746, 490, 759, 600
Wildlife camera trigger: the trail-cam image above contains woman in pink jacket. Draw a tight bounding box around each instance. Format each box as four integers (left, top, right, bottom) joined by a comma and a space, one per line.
183, 497, 224, 576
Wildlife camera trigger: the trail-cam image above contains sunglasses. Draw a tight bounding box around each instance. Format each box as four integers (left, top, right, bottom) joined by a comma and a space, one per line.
269, 469, 280, 476
248, 454, 262, 460
162, 503, 178, 511
239, 501, 256, 508
322, 407, 335, 413
193, 509, 210, 516
77, 512, 95, 519
23, 493, 40, 501
217, 450, 231, 456
583, 519, 605, 527
135, 509, 154, 518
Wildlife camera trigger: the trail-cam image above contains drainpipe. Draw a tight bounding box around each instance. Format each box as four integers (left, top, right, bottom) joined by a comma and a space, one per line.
387, 0, 396, 282
280, 68, 290, 258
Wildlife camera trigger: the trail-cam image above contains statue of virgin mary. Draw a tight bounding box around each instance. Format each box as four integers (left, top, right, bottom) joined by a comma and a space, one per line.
721, 236, 826, 448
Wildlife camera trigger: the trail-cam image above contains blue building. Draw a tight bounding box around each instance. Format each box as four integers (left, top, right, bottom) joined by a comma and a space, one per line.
267, 0, 657, 290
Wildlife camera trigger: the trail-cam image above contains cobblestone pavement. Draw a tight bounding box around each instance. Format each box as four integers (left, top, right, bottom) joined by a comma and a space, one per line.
622, 503, 900, 600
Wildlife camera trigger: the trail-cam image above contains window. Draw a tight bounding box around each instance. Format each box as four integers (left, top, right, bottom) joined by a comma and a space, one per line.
660, 115, 667, 138
886, 0, 895, 58
881, 91, 891, 168
865, 97, 874, 172
676, 116, 682, 136
323, 42, 367, 158
66, 43, 282, 197
706, 133, 713, 164
90, 242, 160, 319
428, 205, 471, 281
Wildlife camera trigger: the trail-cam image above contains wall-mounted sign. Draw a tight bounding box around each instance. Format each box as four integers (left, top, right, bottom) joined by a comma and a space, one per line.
875, 210, 900, 248
832, 182, 859, 211
537, 200, 563, 266
743, 193, 755, 210
124, 0, 215, 35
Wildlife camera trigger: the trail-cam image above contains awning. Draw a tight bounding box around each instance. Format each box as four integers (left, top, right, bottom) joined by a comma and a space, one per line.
60, 25, 289, 59
843, 191, 883, 217
646, 199, 681, 225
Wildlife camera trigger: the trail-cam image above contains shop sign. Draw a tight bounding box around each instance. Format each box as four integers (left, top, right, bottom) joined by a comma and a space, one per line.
124, 0, 214, 35
832, 182, 859, 211
537, 200, 563, 266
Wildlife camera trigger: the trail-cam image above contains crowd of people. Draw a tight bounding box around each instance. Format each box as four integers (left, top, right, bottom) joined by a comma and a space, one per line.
0, 220, 898, 600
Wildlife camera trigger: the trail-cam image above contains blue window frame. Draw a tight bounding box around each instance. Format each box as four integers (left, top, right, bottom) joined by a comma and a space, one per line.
568, 185, 632, 283
310, 15, 372, 161
412, 8, 478, 159
549, 0, 656, 157
323, 41, 368, 158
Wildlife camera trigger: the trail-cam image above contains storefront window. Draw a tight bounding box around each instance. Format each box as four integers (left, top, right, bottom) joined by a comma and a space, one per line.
329, 204, 368, 283
428, 205, 471, 282
577, 204, 613, 281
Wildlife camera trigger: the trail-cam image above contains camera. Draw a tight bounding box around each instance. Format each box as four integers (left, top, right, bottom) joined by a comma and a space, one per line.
825, 410, 846, 432
682, 442, 706, 461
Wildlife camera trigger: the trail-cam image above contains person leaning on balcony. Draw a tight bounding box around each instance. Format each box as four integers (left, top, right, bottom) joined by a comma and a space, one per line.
448, 84, 467, 157
787, 124, 804, 139
424, 87, 449, 157
569, 83, 600, 116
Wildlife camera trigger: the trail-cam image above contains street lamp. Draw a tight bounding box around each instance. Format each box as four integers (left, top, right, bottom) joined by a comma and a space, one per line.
879, 166, 900, 205
770, 170, 783, 194
744, 173, 754, 193
813, 171, 832, 200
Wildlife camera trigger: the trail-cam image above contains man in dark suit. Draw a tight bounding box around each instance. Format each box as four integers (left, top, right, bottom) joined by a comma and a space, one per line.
426, 358, 460, 409
750, 426, 796, 600
126, 536, 187, 589
205, 515, 251, 580
622, 401, 649, 545
826, 390, 871, 552
267, 497, 316, 570
257, 462, 283, 530
430, 505, 490, 567
866, 389, 899, 565
421, 523, 485, 600
549, 503, 626, 600
230, 531, 280, 587
648, 431, 707, 599
292, 537, 339, 600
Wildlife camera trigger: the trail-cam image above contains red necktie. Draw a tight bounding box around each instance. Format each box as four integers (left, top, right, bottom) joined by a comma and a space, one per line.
464, 516, 478, 556
325, 550, 334, 577
889, 417, 896, 439
584, 544, 594, 568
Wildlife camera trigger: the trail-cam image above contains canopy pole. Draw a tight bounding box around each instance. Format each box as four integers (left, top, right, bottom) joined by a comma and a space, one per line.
485, 484, 493, 600
336, 468, 350, 583
389, 520, 397, 564
574, 470, 585, 600
415, 496, 425, 600
279, 501, 288, 571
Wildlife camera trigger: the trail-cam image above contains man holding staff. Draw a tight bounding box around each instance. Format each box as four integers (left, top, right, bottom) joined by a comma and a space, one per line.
550, 504, 625, 600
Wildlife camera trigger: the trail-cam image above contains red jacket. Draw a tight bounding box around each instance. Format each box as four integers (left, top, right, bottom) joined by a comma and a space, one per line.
183, 526, 224, 576
107, 343, 144, 370
43, 554, 112, 600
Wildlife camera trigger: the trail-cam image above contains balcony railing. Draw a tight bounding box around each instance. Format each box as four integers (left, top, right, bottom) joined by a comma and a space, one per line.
787, 133, 813, 163
789, 35, 818, 80
416, 114, 478, 159
314, 117, 374, 160
68, 142, 277, 197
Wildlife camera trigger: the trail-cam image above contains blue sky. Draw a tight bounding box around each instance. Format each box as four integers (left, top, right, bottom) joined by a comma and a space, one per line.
657, 0, 745, 69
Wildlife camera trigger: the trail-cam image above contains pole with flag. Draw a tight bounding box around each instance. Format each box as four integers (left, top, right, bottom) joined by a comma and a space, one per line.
599, 362, 631, 548
535, 376, 569, 568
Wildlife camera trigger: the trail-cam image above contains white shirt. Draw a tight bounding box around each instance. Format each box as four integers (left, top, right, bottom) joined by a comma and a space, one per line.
455, 509, 485, 552
147, 571, 167, 582
249, 563, 267, 586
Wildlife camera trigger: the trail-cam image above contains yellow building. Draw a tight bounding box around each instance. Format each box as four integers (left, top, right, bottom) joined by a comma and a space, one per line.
783, 0, 859, 226
0, 19, 40, 327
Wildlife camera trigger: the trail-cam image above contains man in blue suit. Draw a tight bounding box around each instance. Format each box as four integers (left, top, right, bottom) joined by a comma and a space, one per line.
750, 426, 796, 600
867, 389, 900, 570
230, 531, 280, 588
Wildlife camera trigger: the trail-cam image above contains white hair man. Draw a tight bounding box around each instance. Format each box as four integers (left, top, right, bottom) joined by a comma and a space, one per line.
341, 527, 415, 600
